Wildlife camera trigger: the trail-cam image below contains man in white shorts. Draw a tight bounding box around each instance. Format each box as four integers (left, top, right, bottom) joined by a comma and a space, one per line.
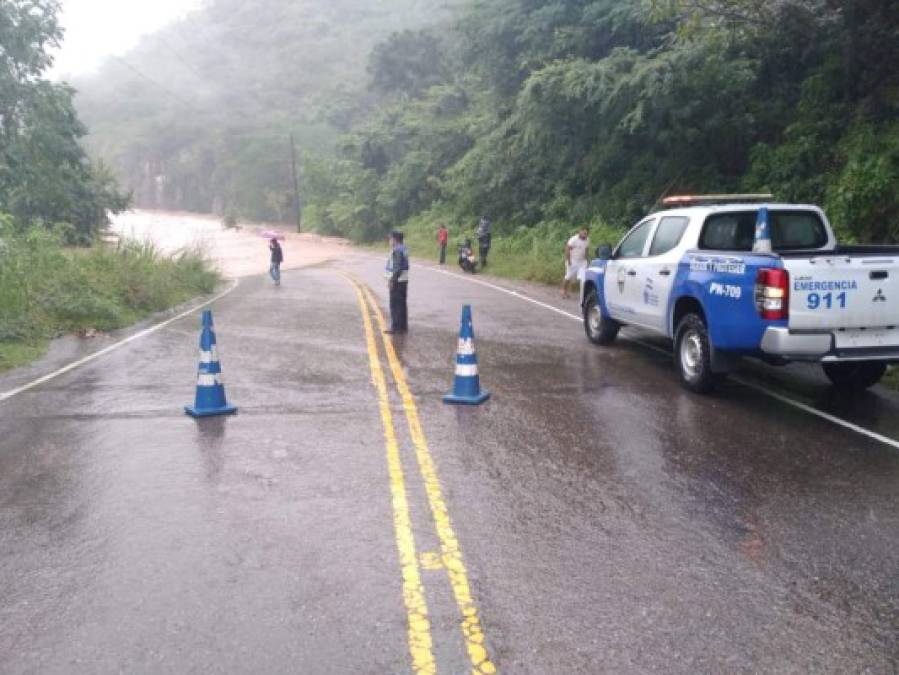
561, 227, 590, 299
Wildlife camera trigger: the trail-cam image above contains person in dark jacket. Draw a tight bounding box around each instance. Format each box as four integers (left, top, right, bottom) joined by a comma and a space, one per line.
477, 216, 491, 267
385, 230, 409, 334
269, 238, 283, 286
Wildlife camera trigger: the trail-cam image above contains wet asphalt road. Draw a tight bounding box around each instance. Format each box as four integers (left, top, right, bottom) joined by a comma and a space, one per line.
2, 252, 899, 674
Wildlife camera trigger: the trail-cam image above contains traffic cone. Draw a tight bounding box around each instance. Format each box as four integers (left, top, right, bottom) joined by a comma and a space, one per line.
443, 305, 490, 406
753, 206, 773, 253
185, 310, 238, 418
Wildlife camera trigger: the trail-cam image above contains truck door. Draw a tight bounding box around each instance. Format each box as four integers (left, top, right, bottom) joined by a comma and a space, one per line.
604, 219, 655, 324
641, 216, 691, 333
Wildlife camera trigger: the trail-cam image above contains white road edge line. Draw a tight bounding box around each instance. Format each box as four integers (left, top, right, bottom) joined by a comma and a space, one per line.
423, 265, 581, 322
730, 376, 899, 451
421, 264, 899, 452
0, 279, 240, 404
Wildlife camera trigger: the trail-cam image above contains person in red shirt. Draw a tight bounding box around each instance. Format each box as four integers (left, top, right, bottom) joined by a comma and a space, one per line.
437, 225, 449, 265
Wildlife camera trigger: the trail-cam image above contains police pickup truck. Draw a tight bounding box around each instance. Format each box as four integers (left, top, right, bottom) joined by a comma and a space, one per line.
581, 195, 899, 393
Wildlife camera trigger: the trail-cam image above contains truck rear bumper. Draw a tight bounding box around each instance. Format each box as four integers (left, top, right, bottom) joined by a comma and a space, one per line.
761, 327, 832, 358
760, 327, 899, 361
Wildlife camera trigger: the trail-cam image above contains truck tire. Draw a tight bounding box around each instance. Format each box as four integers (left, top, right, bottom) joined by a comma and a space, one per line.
583, 289, 619, 345
674, 313, 720, 393
822, 361, 886, 390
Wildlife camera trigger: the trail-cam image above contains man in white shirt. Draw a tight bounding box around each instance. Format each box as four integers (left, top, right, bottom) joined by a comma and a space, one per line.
561, 227, 590, 299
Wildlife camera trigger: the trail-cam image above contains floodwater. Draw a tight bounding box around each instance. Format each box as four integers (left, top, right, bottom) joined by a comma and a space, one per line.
109, 210, 350, 277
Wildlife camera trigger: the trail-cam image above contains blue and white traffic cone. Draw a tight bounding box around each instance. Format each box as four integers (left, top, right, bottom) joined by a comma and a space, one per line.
753, 206, 773, 253
443, 305, 490, 406
185, 310, 238, 418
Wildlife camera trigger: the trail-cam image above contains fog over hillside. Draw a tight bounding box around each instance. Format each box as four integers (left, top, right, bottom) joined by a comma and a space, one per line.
72, 0, 460, 221
72, 0, 899, 247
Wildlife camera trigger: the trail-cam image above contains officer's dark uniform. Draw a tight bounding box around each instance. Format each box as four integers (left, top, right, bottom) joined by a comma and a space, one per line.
386, 235, 410, 333
477, 217, 491, 268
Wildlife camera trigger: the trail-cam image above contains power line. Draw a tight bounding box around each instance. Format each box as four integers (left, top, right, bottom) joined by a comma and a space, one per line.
117, 40, 268, 124
109, 55, 201, 113
108, 53, 263, 126
155, 36, 208, 83
104, 49, 308, 195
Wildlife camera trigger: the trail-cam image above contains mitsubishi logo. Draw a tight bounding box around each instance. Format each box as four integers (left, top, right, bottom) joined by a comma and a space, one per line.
873, 289, 887, 303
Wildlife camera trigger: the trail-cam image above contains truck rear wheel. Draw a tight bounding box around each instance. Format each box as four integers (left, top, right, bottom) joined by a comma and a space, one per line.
822, 361, 886, 390
583, 289, 619, 345
674, 313, 721, 394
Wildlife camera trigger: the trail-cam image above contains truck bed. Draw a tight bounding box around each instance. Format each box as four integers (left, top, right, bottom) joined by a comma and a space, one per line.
780, 245, 899, 258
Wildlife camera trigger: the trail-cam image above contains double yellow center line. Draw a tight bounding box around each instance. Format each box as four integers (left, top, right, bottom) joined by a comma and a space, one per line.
346, 275, 496, 675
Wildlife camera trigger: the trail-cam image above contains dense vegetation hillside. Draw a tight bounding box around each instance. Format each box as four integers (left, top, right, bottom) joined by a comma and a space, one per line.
75, 0, 899, 250
73, 0, 460, 223
305, 0, 899, 245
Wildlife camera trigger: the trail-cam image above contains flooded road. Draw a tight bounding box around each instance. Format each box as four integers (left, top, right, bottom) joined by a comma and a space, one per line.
109, 210, 350, 278
1, 228, 899, 672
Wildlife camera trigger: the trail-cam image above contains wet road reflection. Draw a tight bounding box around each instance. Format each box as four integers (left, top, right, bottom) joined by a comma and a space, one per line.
1, 257, 897, 673
352, 260, 899, 673
196, 416, 228, 484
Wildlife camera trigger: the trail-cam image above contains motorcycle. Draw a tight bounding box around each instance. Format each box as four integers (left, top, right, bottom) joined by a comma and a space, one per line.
457, 241, 477, 273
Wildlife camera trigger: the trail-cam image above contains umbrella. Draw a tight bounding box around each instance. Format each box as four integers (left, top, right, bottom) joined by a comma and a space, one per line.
260, 230, 286, 240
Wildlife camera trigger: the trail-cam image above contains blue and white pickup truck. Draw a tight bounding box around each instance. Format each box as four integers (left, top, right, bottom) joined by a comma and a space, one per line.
581, 195, 899, 392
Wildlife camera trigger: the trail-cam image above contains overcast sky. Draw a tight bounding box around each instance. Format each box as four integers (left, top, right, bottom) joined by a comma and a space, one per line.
51, 0, 201, 79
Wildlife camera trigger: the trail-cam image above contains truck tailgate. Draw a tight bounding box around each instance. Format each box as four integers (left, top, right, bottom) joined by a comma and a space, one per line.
785, 254, 899, 336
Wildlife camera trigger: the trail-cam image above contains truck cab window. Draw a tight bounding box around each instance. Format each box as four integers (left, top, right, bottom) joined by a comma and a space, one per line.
773, 213, 828, 249
649, 216, 689, 256
616, 220, 654, 259
700, 210, 828, 251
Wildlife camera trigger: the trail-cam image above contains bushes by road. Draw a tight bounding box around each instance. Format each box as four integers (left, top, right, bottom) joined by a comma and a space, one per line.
0, 218, 219, 372
301, 0, 899, 249
399, 208, 625, 285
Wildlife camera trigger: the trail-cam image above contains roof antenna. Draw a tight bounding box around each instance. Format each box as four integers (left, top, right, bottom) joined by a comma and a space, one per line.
649, 172, 685, 213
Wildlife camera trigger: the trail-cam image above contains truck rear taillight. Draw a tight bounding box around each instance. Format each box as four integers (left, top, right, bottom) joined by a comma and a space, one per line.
755, 268, 789, 320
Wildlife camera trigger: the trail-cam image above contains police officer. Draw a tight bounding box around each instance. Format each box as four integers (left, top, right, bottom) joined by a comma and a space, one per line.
385, 230, 410, 334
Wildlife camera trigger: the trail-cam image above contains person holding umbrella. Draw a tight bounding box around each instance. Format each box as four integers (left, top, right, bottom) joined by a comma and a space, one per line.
263, 231, 284, 286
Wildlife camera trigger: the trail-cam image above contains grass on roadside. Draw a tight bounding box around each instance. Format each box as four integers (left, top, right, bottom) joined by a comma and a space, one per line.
396, 208, 626, 285
881, 365, 899, 390
0, 341, 48, 372
0, 227, 220, 373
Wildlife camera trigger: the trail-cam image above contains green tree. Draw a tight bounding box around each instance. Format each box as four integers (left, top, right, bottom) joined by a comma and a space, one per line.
0, 0, 129, 243
314, 0, 899, 242
368, 30, 450, 97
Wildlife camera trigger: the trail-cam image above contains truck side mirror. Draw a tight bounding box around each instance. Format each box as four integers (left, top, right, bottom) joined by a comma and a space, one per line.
595, 244, 612, 260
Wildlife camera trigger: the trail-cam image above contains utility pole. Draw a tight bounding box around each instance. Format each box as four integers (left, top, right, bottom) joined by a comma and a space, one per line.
289, 133, 302, 233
